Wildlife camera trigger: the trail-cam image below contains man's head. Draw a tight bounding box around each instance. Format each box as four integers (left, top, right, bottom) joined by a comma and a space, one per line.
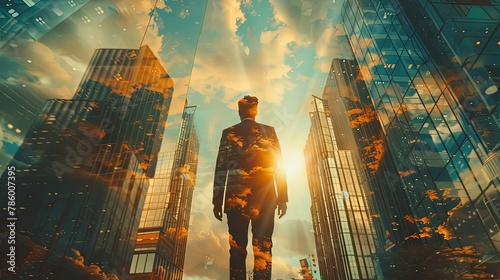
238, 95, 259, 121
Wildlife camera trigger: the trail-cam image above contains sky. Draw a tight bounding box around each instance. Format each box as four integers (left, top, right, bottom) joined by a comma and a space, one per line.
182, 1, 352, 279
0, 0, 352, 279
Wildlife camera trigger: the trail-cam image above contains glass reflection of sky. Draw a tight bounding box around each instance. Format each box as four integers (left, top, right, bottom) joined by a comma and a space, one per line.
343, 0, 500, 276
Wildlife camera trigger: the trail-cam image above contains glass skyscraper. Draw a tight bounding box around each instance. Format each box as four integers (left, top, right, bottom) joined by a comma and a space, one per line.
324, 58, 422, 254
129, 106, 199, 280
341, 0, 499, 277
74, 45, 173, 178
0, 45, 172, 279
305, 95, 379, 279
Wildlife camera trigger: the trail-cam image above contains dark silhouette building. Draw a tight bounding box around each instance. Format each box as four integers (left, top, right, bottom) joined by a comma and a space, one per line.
0, 45, 173, 279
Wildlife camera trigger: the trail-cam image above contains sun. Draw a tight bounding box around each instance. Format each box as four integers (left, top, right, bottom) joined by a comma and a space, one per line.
281, 150, 306, 181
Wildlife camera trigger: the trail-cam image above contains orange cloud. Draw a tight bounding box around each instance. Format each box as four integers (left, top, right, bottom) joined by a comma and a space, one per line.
404, 233, 419, 240
226, 197, 248, 209
65, 249, 119, 280
24, 245, 48, 263
405, 215, 433, 225
404, 226, 433, 239
229, 234, 240, 250
347, 108, 363, 116
398, 169, 417, 177
436, 223, 455, 240
252, 245, 272, 271
240, 166, 274, 177
167, 227, 189, 239
350, 105, 378, 128
440, 245, 482, 258
419, 227, 433, 238
249, 207, 260, 218
227, 131, 243, 147
405, 215, 416, 224
426, 190, 441, 201
361, 132, 385, 174
419, 217, 431, 225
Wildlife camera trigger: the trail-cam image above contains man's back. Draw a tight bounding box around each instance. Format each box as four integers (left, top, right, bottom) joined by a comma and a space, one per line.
214, 119, 287, 214
212, 95, 288, 280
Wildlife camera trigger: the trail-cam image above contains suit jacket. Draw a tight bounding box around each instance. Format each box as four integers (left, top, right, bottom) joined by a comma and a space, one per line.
213, 119, 288, 215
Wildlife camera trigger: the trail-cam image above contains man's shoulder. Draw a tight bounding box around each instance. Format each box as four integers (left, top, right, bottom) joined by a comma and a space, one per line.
254, 122, 275, 132
223, 121, 275, 133
221, 124, 237, 133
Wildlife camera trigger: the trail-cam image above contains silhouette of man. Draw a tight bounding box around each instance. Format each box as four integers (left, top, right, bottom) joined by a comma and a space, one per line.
213, 95, 288, 280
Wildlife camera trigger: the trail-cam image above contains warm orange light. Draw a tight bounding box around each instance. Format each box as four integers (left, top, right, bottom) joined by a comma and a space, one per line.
281, 151, 306, 180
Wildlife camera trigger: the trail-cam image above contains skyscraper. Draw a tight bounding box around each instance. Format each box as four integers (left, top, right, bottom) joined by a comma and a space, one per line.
323, 58, 422, 251
129, 106, 199, 280
305, 95, 379, 279
74, 45, 173, 178
341, 0, 499, 277
0, 45, 172, 279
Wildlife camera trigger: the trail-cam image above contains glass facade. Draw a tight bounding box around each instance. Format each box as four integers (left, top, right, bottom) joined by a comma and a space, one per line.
0, 99, 149, 278
323, 58, 422, 253
130, 106, 199, 280
305, 96, 378, 279
74, 45, 173, 178
342, 0, 500, 277
0, 0, 91, 48
0, 46, 171, 279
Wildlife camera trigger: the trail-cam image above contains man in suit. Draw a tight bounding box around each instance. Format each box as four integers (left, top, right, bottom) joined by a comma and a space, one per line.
213, 95, 288, 280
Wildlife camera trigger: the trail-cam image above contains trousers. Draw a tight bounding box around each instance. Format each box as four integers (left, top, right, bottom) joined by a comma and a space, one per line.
227, 209, 275, 280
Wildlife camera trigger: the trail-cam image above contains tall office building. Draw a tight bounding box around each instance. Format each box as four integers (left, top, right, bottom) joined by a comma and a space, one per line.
342, 0, 499, 277
74, 45, 173, 178
0, 45, 172, 279
129, 106, 199, 280
324, 58, 423, 250
305, 95, 379, 279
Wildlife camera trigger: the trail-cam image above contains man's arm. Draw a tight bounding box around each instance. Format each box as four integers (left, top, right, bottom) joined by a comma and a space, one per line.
213, 129, 229, 221
270, 127, 288, 218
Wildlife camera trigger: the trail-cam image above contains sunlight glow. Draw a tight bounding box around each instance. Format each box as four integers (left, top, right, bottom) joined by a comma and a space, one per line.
282, 150, 306, 181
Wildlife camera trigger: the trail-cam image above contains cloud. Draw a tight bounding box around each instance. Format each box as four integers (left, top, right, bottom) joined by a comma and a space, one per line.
272, 257, 303, 279
65, 249, 120, 280
2, 41, 74, 99
189, 0, 350, 110
183, 216, 231, 279
314, 23, 353, 72
1, 123, 24, 147
273, 219, 316, 257
218, 0, 247, 36
190, 15, 295, 105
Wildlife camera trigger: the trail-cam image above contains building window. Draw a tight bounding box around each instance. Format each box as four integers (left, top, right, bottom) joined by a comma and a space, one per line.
130, 253, 155, 274
127, 50, 138, 60
7, 8, 19, 18
81, 15, 91, 24
112, 73, 123, 81
35, 16, 46, 25
95, 6, 104, 14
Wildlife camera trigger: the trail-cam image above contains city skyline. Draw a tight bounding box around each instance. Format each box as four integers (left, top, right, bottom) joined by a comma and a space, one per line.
1, 1, 344, 279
